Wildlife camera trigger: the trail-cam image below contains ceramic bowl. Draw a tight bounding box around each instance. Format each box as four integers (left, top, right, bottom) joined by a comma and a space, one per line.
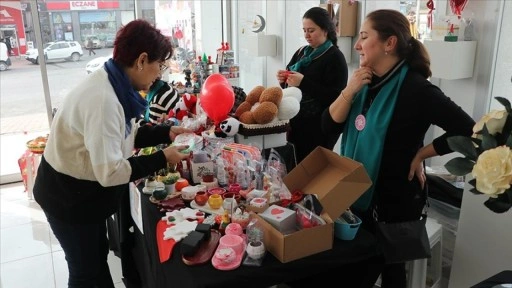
194, 191, 208, 206
152, 187, 168, 200
207, 187, 226, 197
214, 247, 236, 264
222, 192, 241, 204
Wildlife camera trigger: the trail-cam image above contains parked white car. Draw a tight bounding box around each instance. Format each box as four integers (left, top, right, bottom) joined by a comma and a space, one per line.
85, 54, 111, 74
25, 41, 83, 64
0, 42, 12, 71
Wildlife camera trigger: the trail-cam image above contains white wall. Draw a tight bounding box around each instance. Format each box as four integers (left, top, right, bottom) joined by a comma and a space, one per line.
428, 0, 502, 167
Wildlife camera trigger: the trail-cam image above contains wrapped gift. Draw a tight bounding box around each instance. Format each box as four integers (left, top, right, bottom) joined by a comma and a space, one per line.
259, 205, 296, 234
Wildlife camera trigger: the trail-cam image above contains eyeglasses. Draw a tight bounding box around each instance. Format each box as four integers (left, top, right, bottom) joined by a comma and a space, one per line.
159, 62, 169, 73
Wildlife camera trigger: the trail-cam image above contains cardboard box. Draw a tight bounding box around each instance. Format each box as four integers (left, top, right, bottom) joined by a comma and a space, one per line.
255, 146, 371, 263
189, 161, 214, 185
235, 132, 287, 149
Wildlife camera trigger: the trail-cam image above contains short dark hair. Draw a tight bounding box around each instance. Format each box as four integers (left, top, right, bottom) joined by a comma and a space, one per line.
303, 7, 338, 47
366, 9, 431, 78
113, 19, 172, 68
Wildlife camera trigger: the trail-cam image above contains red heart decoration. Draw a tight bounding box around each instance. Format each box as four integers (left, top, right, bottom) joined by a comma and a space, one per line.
271, 208, 284, 215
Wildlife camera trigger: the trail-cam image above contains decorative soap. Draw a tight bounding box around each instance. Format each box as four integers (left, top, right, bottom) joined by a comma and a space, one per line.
195, 223, 211, 240
181, 231, 205, 256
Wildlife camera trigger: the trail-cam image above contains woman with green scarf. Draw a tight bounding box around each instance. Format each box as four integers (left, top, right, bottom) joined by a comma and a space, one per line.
322, 10, 475, 288
277, 6, 348, 163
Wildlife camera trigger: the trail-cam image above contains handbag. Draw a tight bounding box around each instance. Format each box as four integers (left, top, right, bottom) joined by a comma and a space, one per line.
374, 186, 431, 264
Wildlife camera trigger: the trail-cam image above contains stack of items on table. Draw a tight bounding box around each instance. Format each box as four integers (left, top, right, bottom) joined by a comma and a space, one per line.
135, 75, 373, 269
138, 141, 372, 268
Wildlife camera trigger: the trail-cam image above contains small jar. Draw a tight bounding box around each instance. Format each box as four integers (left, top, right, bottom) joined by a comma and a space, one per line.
194, 191, 208, 206
208, 194, 223, 210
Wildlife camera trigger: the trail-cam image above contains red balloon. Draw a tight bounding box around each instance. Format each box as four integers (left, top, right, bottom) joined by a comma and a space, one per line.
200, 82, 234, 124
203, 73, 229, 89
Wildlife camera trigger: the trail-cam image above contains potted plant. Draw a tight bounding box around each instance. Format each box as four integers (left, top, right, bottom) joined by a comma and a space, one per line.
168, 163, 182, 179
163, 174, 180, 194
198, 166, 215, 183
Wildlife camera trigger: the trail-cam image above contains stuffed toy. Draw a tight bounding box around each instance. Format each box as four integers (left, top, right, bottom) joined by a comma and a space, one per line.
168, 93, 197, 120
214, 117, 241, 138
277, 87, 302, 120
234, 86, 301, 125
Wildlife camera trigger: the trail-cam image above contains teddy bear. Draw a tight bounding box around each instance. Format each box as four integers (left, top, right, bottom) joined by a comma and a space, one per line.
168, 93, 197, 121
214, 117, 241, 138
234, 86, 301, 125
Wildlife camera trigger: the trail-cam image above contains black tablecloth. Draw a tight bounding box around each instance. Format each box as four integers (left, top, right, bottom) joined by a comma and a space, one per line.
110, 185, 381, 288
471, 271, 512, 288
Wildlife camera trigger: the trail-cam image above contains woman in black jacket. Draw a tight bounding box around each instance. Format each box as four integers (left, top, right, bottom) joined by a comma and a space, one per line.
276, 7, 348, 163
323, 9, 475, 288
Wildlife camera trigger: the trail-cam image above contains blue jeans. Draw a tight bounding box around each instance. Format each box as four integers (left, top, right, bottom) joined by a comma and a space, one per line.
46, 213, 115, 288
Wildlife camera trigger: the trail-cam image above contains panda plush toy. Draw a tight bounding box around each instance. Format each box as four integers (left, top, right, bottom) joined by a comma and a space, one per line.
214, 117, 241, 138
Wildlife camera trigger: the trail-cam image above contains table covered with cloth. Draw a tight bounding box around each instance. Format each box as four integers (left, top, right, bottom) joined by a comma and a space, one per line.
108, 184, 381, 288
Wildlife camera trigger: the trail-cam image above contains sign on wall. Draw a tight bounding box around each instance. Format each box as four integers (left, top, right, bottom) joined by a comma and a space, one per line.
70, 1, 98, 11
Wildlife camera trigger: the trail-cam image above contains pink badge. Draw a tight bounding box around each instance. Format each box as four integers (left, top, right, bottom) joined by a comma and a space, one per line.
355, 114, 366, 131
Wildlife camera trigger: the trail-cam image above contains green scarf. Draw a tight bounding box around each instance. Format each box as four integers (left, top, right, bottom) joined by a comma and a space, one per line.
288, 40, 333, 72
340, 64, 409, 211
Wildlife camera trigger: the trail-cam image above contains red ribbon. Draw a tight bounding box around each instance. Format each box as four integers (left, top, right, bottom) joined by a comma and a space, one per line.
450, 0, 469, 19
427, 0, 435, 30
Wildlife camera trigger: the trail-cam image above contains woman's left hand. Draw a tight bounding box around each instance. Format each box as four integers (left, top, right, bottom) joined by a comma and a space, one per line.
286, 71, 304, 87
169, 126, 193, 141
408, 156, 426, 189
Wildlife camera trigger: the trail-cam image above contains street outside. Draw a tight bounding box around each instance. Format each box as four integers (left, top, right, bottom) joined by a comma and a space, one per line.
0, 47, 113, 135
0, 48, 113, 180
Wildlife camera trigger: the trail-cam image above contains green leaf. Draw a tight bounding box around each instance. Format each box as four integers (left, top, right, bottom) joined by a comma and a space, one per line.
469, 187, 483, 195
481, 124, 498, 150
447, 136, 478, 160
445, 157, 474, 176
495, 96, 512, 113
496, 114, 512, 145
507, 134, 512, 148
468, 178, 477, 187
484, 196, 512, 213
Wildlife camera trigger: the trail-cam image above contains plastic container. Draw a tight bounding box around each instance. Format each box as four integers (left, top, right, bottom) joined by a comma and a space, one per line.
334, 214, 362, 241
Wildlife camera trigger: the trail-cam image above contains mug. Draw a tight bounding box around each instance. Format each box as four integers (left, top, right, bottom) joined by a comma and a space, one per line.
195, 184, 207, 193
222, 198, 237, 213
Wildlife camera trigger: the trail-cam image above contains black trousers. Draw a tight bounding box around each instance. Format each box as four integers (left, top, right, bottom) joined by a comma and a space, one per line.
46, 212, 115, 288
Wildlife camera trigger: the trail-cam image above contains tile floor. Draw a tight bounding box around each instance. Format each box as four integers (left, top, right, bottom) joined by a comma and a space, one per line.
0, 181, 126, 288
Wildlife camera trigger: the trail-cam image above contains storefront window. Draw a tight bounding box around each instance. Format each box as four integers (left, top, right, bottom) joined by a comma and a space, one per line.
52, 12, 72, 41
155, 1, 196, 73
79, 11, 117, 45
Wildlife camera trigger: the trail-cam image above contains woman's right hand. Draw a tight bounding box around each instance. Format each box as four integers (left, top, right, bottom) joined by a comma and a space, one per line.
162, 145, 190, 165
276, 69, 289, 84
344, 67, 373, 96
